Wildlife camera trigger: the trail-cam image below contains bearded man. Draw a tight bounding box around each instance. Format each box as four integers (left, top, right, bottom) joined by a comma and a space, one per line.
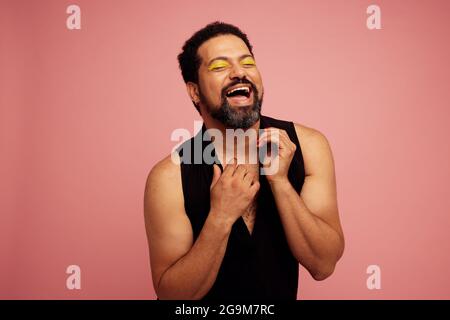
144, 21, 344, 300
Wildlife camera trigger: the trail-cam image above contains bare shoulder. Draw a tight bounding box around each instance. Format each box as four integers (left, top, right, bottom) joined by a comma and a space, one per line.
293, 123, 335, 177
144, 151, 186, 228
145, 153, 181, 189
293, 123, 330, 147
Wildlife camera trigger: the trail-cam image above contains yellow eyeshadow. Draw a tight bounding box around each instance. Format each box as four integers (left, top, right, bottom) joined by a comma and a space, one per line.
240, 57, 256, 65
208, 60, 230, 71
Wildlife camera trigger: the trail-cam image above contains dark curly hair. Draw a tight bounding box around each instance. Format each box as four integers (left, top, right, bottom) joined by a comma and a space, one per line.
177, 22, 254, 112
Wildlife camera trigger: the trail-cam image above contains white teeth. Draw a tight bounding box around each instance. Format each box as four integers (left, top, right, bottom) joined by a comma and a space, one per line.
227, 86, 250, 94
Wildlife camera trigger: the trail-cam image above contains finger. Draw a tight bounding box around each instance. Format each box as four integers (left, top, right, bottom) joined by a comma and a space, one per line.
262, 128, 290, 142
275, 129, 290, 142
259, 130, 295, 155
261, 157, 279, 169
233, 165, 247, 178
277, 133, 290, 148
222, 157, 237, 177
243, 171, 254, 186
261, 131, 293, 151
269, 129, 295, 148
277, 133, 296, 152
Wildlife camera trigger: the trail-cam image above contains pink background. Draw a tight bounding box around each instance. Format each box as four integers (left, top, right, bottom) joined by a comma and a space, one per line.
1, 0, 450, 299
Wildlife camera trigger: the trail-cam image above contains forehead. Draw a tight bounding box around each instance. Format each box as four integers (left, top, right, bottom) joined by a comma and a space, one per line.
197, 34, 251, 64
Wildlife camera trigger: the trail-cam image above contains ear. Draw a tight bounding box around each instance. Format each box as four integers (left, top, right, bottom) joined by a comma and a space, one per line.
186, 82, 200, 105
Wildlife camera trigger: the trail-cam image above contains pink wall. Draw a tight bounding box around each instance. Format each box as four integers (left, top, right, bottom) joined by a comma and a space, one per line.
1, 0, 449, 299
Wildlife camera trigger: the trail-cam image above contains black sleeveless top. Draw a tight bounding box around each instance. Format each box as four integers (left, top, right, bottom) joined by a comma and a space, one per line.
176, 115, 305, 300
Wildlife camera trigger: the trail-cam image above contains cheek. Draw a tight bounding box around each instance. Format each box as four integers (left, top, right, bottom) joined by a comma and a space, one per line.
250, 71, 263, 93
199, 69, 221, 95
206, 76, 225, 95
247, 67, 261, 82
200, 77, 224, 102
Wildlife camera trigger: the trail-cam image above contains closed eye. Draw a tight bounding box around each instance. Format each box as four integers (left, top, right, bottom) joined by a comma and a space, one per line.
208, 60, 230, 71
240, 57, 256, 67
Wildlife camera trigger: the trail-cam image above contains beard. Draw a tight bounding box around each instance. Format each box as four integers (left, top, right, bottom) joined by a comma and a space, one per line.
199, 78, 263, 129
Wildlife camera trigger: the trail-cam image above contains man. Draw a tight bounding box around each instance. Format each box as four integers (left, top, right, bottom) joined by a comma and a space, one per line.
144, 22, 344, 300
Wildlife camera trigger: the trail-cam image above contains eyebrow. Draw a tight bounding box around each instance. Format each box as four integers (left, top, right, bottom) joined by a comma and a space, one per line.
207, 54, 254, 67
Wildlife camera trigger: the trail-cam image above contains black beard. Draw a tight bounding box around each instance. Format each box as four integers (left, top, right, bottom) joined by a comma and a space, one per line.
200, 79, 263, 129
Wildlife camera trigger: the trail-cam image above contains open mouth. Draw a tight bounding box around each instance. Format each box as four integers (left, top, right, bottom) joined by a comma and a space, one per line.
224, 85, 253, 104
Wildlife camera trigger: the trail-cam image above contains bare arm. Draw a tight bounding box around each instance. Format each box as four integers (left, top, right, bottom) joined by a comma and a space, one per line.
261, 125, 344, 280
144, 154, 259, 299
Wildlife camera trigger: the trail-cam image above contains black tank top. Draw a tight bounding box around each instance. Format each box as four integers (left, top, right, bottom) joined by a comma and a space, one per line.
176, 115, 305, 300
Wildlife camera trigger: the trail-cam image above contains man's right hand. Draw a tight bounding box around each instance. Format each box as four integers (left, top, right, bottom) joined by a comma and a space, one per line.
209, 159, 260, 226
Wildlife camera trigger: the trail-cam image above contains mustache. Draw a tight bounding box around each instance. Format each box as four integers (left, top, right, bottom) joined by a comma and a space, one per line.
221, 78, 257, 96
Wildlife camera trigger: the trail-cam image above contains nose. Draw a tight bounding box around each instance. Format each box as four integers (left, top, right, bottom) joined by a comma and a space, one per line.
228, 62, 246, 80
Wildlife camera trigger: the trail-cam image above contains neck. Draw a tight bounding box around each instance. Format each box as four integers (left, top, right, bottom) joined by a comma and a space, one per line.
202, 113, 261, 166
